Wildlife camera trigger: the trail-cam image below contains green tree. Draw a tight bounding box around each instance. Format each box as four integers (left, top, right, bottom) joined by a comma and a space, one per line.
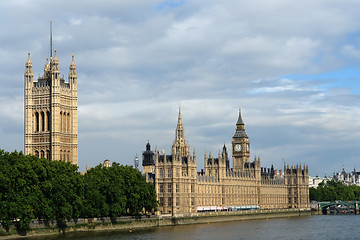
0, 150, 41, 233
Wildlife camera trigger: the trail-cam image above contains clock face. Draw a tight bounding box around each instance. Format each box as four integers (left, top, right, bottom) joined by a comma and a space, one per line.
235, 144, 241, 152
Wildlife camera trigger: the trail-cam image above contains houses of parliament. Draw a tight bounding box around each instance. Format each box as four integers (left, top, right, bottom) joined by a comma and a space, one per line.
23, 41, 309, 215
142, 109, 310, 214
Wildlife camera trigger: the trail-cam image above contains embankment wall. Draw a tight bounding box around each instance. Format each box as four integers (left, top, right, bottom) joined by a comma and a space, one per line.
0, 208, 311, 239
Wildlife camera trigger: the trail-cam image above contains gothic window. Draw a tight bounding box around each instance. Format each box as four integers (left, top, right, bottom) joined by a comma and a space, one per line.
40, 150, 45, 159
35, 150, 39, 157
191, 197, 195, 206
67, 113, 70, 132
159, 169, 164, 178
159, 184, 163, 193
168, 197, 172, 206
176, 184, 180, 193
159, 197, 164, 206
168, 184, 172, 193
63, 112, 66, 132
60, 150, 63, 161
60, 111, 63, 132
47, 111, 51, 131
168, 168, 171, 178
46, 150, 50, 160
67, 150, 70, 162
41, 112, 45, 131
35, 112, 39, 132
191, 184, 194, 193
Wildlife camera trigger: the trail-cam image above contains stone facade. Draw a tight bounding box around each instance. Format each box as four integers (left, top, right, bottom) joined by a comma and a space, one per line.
143, 109, 309, 215
24, 50, 78, 165
333, 168, 360, 186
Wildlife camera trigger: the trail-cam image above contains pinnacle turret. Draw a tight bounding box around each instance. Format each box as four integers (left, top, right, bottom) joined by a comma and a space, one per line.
25, 52, 33, 74
175, 106, 185, 141
25, 52, 33, 84
26, 52, 32, 66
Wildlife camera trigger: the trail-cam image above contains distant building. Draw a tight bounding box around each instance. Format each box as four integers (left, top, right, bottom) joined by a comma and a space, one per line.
142, 108, 310, 215
309, 176, 331, 188
104, 159, 111, 167
333, 168, 360, 186
24, 49, 78, 165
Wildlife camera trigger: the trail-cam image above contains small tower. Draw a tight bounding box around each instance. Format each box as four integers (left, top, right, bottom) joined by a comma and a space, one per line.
103, 159, 111, 167
24, 22, 78, 164
222, 144, 229, 170
232, 109, 250, 171
142, 142, 155, 175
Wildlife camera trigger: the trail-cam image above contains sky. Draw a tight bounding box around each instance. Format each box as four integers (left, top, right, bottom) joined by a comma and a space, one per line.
0, 0, 360, 176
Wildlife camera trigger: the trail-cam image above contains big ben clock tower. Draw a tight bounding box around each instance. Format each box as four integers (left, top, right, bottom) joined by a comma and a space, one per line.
232, 109, 250, 171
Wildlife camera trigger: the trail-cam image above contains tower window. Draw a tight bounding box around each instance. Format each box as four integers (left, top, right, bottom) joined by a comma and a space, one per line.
67, 113, 70, 132
168, 197, 172, 206
41, 112, 45, 131
35, 112, 39, 132
46, 150, 50, 160
47, 111, 51, 131
168, 168, 172, 178
60, 111, 63, 132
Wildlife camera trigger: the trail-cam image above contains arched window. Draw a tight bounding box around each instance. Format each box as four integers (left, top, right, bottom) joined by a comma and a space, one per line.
41, 112, 45, 131
35, 112, 39, 132
67, 113, 70, 132
35, 150, 39, 157
47, 111, 51, 131
60, 111, 63, 132
46, 150, 50, 160
60, 150, 63, 161
67, 150, 70, 162
40, 150, 45, 159
63, 112, 66, 132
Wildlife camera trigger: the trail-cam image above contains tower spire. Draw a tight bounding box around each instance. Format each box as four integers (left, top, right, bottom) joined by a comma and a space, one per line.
178, 106, 182, 125
236, 108, 244, 125
171, 107, 190, 156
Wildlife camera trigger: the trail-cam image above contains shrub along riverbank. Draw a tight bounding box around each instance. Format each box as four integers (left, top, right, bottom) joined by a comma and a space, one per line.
0, 149, 157, 236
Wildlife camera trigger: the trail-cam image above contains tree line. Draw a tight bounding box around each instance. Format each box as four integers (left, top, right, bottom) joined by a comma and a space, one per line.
0, 149, 157, 233
309, 180, 360, 202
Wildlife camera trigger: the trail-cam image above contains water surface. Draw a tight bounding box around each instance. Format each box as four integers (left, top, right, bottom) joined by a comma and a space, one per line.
24, 215, 358, 240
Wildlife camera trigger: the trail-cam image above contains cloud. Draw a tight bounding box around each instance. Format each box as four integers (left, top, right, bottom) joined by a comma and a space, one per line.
0, 0, 360, 176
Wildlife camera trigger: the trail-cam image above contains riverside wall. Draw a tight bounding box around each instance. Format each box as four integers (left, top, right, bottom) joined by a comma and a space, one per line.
0, 208, 311, 239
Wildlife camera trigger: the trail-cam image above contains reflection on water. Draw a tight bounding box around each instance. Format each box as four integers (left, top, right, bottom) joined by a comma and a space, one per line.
21, 215, 360, 240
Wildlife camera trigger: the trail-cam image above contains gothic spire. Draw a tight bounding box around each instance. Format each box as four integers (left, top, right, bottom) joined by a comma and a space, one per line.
236, 108, 244, 125
178, 106, 182, 125
175, 106, 185, 140
25, 52, 32, 70
69, 54, 77, 76
233, 108, 247, 138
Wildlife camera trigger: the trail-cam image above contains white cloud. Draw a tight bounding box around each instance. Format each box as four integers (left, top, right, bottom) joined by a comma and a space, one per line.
1, 0, 360, 176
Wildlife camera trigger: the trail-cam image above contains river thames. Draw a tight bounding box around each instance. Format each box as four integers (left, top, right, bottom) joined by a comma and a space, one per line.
26, 215, 358, 240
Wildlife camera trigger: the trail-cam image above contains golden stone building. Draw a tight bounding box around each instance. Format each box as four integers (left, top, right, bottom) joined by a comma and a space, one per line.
143, 109, 309, 215
24, 50, 78, 165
